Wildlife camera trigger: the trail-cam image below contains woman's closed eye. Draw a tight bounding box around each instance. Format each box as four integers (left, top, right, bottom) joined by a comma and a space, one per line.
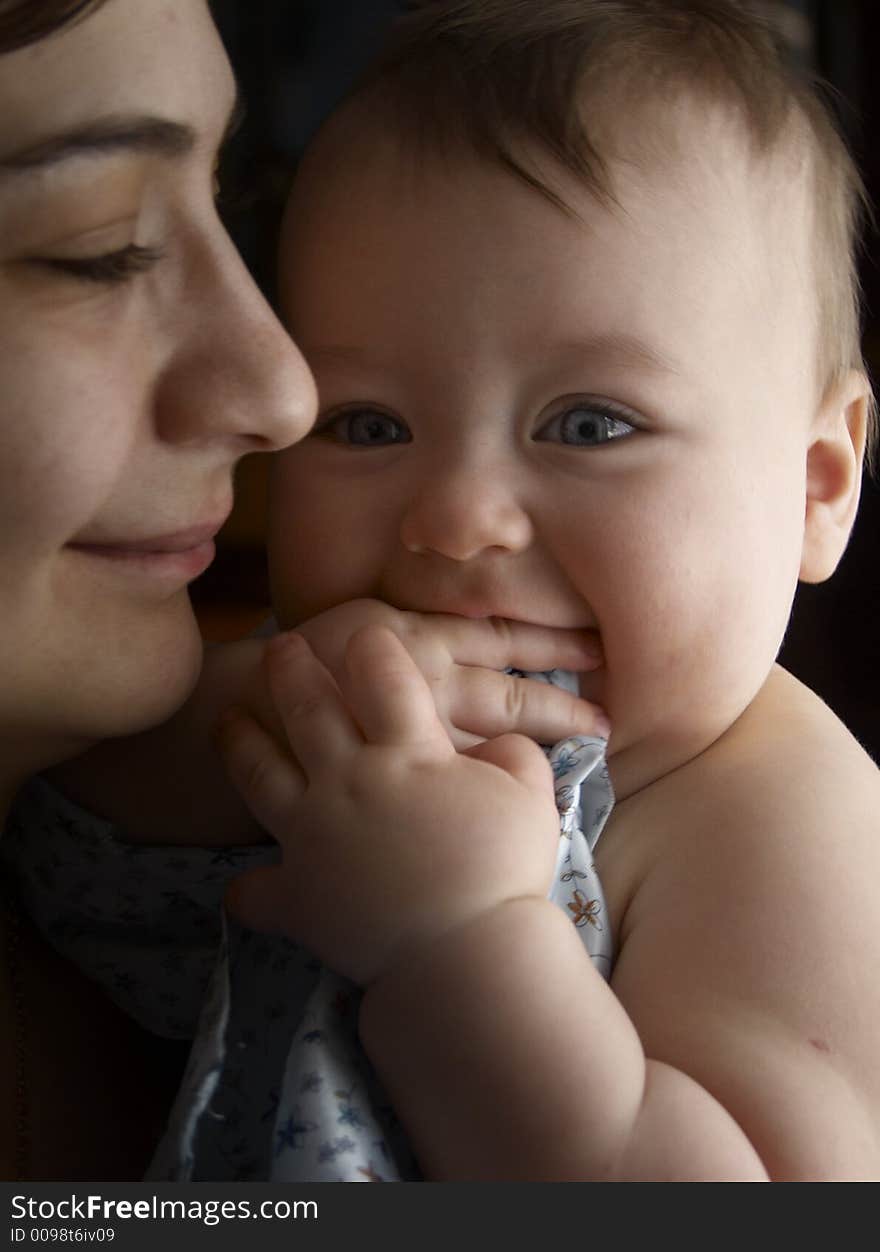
33, 242, 164, 285
535, 401, 637, 447
314, 407, 412, 447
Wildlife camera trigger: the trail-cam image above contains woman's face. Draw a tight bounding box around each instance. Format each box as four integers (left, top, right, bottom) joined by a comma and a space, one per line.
0, 0, 316, 766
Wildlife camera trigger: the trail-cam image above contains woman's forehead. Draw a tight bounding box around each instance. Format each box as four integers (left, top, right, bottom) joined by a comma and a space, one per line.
0, 0, 231, 160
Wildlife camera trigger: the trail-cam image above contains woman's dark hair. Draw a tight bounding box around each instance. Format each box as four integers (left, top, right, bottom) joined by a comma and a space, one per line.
0, 0, 109, 55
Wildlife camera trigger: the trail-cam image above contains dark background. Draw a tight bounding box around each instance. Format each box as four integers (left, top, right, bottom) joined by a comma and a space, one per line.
194, 0, 879, 762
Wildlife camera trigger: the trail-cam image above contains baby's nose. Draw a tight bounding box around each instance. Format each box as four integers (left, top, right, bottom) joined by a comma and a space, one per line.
400, 471, 533, 561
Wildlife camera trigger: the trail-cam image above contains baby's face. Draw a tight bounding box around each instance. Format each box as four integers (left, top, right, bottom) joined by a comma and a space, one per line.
272, 108, 820, 795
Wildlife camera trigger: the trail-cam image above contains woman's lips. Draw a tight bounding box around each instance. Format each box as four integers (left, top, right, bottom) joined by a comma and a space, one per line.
67, 522, 224, 585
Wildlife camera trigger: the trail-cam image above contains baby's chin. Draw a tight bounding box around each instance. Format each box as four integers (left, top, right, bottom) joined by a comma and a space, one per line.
596, 661, 779, 800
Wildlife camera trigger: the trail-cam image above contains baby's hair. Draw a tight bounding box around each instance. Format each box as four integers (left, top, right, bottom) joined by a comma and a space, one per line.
350, 0, 877, 468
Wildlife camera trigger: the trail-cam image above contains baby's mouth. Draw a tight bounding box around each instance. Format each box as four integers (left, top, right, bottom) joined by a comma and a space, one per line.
386, 592, 595, 633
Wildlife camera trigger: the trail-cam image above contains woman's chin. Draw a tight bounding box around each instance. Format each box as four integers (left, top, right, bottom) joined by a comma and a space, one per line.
54, 598, 206, 745
114, 615, 205, 734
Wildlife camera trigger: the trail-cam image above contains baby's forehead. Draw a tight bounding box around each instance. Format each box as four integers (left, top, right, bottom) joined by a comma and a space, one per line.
283, 92, 820, 421
293, 89, 813, 275
607, 96, 812, 248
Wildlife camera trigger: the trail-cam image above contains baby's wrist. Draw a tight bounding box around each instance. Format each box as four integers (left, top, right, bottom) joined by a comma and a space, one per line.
362, 892, 563, 996
359, 896, 584, 1093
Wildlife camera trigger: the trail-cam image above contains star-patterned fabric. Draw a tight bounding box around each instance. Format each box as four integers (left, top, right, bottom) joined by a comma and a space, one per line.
2, 669, 614, 1181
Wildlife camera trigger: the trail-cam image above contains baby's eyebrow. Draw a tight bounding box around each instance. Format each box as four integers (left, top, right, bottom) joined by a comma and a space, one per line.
303, 335, 679, 377
552, 333, 680, 376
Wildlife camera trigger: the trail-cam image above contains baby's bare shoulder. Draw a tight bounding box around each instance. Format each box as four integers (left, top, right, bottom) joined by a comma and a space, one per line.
691, 664, 878, 827
607, 665, 879, 912
609, 670, 880, 1175
639, 665, 880, 896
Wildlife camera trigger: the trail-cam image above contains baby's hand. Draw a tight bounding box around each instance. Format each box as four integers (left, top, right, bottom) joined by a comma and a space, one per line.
292, 598, 608, 748
218, 627, 560, 985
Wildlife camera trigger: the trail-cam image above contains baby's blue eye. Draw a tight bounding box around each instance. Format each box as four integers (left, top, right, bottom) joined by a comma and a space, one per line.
320, 409, 411, 446
537, 406, 635, 447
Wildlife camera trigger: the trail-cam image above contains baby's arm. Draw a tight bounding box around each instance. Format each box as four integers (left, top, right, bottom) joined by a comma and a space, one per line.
362, 901, 769, 1180
222, 640, 880, 1180
362, 678, 880, 1181
49, 599, 605, 845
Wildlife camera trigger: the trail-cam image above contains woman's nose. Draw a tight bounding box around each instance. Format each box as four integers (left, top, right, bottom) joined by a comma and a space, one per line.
154, 227, 317, 451
400, 464, 534, 561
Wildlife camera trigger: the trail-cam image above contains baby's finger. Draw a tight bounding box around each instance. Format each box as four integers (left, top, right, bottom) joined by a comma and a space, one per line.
465, 733, 556, 798
215, 706, 306, 834
448, 666, 611, 743
342, 625, 456, 752
264, 632, 362, 775
417, 614, 604, 673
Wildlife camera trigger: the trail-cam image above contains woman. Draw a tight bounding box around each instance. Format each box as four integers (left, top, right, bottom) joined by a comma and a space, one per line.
0, 0, 315, 1179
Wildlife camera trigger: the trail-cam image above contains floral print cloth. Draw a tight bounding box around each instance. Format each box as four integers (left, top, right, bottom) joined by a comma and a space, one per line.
1, 668, 613, 1181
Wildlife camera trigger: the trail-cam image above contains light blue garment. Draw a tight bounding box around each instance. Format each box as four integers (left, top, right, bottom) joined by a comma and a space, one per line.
2, 669, 613, 1181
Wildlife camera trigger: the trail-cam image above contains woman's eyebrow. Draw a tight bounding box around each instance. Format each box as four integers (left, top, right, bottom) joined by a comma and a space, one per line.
0, 115, 195, 172
0, 89, 245, 175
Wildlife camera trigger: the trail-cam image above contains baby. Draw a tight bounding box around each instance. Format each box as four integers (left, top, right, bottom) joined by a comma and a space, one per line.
216, 0, 880, 1181
9, 0, 880, 1181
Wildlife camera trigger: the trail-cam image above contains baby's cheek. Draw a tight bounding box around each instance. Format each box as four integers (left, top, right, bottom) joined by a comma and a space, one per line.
577, 667, 604, 709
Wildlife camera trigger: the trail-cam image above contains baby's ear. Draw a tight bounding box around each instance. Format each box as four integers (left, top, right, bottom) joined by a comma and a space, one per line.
800, 369, 870, 583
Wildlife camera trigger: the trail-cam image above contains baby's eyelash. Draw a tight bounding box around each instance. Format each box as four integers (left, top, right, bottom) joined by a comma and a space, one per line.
534, 397, 641, 449
40, 243, 164, 284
